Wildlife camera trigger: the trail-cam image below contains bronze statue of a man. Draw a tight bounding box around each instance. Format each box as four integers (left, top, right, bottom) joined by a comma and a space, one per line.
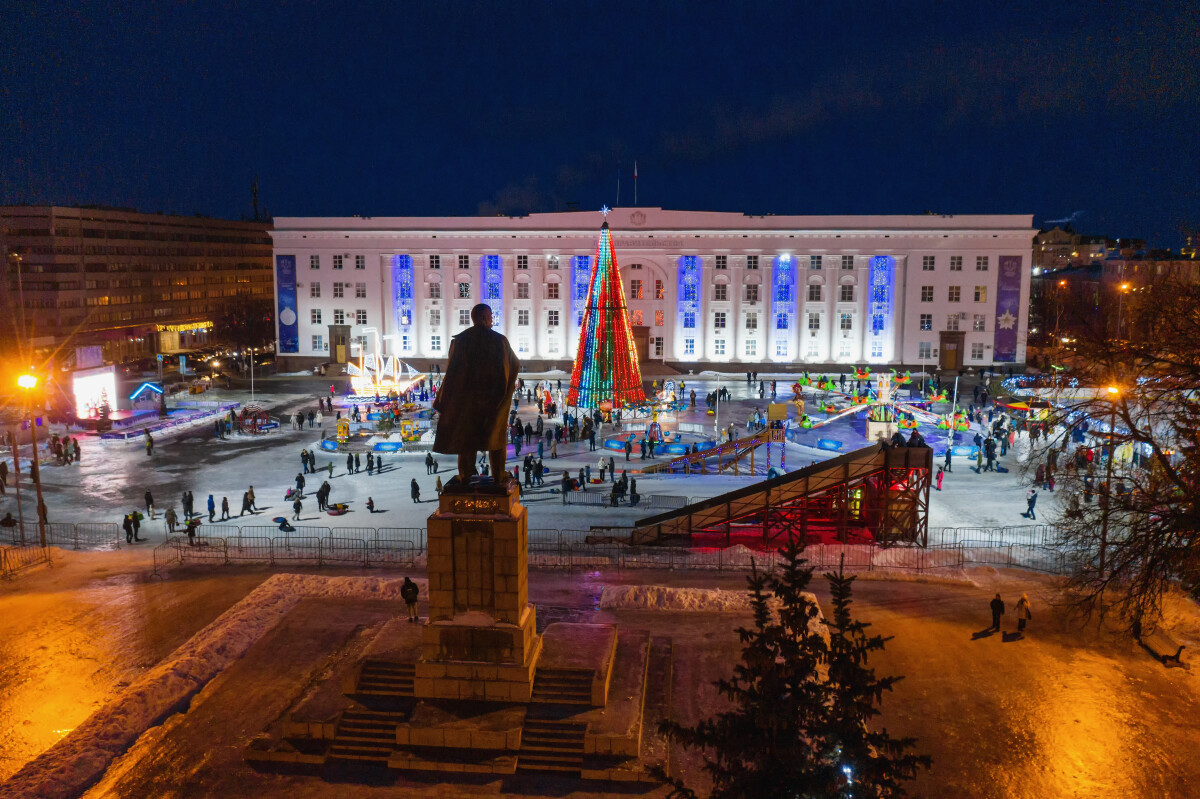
433, 303, 521, 483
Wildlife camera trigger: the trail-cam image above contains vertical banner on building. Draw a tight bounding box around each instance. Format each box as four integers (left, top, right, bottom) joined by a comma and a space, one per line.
993, 255, 1022, 362
275, 254, 299, 353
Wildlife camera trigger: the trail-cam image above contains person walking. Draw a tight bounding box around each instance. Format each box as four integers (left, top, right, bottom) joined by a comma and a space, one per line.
165, 506, 178, 533
608, 456, 616, 482
561, 471, 572, 504
598, 456, 607, 484
123, 514, 134, 544
425, 452, 434, 474
366, 496, 375, 513
145, 490, 155, 520
240, 491, 253, 517
145, 431, 154, 456
346, 452, 354, 474
295, 472, 306, 498
131, 511, 143, 541
248, 486, 257, 511
354, 452, 361, 473
207, 494, 216, 522
401, 576, 420, 622
292, 496, 303, 520
1014, 594, 1032, 636
220, 496, 230, 520
624, 438, 633, 461
410, 478, 421, 503
367, 452, 375, 475
435, 475, 443, 495
989, 593, 1005, 632
1024, 488, 1038, 520
943, 448, 952, 473
935, 466, 945, 491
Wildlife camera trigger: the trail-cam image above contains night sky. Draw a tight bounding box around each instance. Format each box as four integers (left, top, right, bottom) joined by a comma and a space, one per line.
3, 1, 1197, 247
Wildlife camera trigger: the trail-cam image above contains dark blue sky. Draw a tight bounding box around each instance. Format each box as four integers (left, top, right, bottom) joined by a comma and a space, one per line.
3, 1, 1197, 246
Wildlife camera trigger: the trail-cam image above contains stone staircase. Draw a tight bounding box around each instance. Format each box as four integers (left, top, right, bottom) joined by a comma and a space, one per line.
530, 668, 592, 706
517, 717, 587, 774
328, 707, 404, 763
354, 658, 415, 697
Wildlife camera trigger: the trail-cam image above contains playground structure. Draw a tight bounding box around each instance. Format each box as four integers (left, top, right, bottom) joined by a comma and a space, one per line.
639, 426, 787, 476
346, 326, 427, 398
625, 443, 932, 549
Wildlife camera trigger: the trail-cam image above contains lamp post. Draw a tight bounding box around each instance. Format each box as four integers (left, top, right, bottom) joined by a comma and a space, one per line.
1117, 283, 1129, 339
17, 374, 46, 548
1099, 385, 1119, 579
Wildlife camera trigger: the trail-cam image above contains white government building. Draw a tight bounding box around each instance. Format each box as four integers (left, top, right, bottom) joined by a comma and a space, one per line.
270, 208, 1034, 373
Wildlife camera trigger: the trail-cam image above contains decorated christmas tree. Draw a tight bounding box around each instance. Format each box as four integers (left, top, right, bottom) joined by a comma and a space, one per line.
567, 211, 645, 408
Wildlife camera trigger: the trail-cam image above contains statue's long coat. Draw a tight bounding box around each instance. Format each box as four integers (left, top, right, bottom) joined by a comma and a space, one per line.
432, 324, 520, 454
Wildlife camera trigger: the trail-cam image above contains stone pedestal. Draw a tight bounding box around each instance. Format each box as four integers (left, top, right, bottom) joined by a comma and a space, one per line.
416, 477, 540, 702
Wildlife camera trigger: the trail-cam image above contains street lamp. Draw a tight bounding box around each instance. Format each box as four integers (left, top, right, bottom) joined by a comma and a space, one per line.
1117, 283, 1130, 339
1098, 385, 1119, 579
17, 374, 47, 548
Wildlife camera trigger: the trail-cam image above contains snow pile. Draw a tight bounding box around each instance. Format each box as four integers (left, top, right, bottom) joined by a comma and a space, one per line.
601, 584, 766, 612
2, 574, 409, 799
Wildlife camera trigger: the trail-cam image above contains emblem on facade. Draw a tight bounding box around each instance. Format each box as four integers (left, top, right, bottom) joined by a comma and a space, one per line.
630, 211, 647, 227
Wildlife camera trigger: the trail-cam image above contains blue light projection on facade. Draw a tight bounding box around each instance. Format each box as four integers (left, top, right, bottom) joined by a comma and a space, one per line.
391, 255, 414, 353
868, 255, 895, 362
570, 255, 591, 345
481, 255, 504, 332
677, 256, 700, 359
771, 255, 796, 359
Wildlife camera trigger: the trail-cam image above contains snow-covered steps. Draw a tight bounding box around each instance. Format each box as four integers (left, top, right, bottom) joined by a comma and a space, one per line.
530, 668, 594, 705
353, 658, 415, 697
329, 707, 405, 762
517, 717, 587, 774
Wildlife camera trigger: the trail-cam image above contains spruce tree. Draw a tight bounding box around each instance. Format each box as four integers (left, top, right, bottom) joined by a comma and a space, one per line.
655, 541, 929, 798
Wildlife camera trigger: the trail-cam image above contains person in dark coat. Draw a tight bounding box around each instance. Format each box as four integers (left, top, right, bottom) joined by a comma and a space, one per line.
207, 494, 216, 522
240, 491, 253, 516
401, 576, 420, 622
131, 512, 143, 541
989, 594, 1005, 632
145, 490, 154, 518
123, 514, 134, 544
432, 303, 521, 483
292, 497, 303, 520
346, 452, 354, 474
354, 453, 361, 473
295, 473, 305, 497
411, 478, 421, 503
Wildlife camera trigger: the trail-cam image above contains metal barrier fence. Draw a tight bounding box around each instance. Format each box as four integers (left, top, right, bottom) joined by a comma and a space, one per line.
1, 544, 52, 578
152, 533, 418, 575
1, 522, 121, 550
564, 491, 692, 511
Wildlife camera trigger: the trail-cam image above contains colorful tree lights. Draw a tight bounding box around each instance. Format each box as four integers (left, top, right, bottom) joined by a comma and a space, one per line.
567, 220, 645, 408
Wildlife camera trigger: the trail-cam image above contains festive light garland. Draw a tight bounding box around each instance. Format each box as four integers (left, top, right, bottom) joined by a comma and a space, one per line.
567, 220, 646, 408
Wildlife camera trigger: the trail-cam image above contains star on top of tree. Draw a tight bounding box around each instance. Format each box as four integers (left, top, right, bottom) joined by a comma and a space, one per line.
600, 205, 611, 217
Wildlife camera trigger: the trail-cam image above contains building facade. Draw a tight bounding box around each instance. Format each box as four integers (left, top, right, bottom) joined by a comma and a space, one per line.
271, 208, 1034, 372
0, 206, 273, 365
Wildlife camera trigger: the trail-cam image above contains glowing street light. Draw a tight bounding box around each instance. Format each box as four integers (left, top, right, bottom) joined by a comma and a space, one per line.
17, 374, 37, 390
16, 372, 46, 547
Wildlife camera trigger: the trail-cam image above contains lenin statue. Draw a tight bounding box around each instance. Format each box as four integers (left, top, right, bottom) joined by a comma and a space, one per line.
433, 303, 521, 483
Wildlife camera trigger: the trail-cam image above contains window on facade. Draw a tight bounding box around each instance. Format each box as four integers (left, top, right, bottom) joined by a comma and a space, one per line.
918, 342, 932, 359
971, 343, 985, 359
450, 309, 466, 327
547, 255, 559, 269
871, 341, 883, 358
428, 283, 441, 299
714, 311, 726, 329
577, 311, 584, 325
976, 256, 989, 271
546, 283, 559, 299
973, 313, 986, 331
517, 255, 528, 270
548, 339, 559, 354
920, 286, 933, 302
429, 254, 440, 269
810, 255, 823, 270
683, 312, 696, 329
517, 309, 529, 325
458, 282, 471, 298
922, 255, 935, 271
841, 255, 854, 270
310, 255, 320, 270
776, 313, 789, 330
355, 255, 365, 270
653, 337, 663, 356
840, 313, 852, 331
400, 334, 410, 351
946, 314, 960, 331
311, 309, 322, 324
355, 309, 367, 324
655, 309, 664, 326
839, 285, 854, 302
430, 309, 441, 326
431, 335, 442, 351
628, 262, 642, 270
746, 255, 759, 270
333, 309, 345, 325
333, 255, 344, 270
775, 340, 788, 357
310, 282, 321, 298
516, 283, 529, 299
807, 284, 822, 302
745, 339, 757, 357
806, 340, 819, 358
355, 282, 366, 298
919, 313, 932, 330
485, 283, 500, 300
715, 339, 726, 355
312, 334, 324, 351
332, 282, 345, 298
948, 285, 961, 302
715, 255, 728, 270
974, 285, 987, 302
399, 309, 412, 327
745, 284, 759, 302
631, 310, 643, 325
950, 255, 963, 271
808, 312, 821, 331
630, 279, 643, 299
684, 339, 695, 356
775, 284, 791, 302
714, 284, 727, 301
655, 279, 665, 300
682, 282, 697, 302
458, 254, 470, 270
547, 310, 559, 326
746, 312, 758, 330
